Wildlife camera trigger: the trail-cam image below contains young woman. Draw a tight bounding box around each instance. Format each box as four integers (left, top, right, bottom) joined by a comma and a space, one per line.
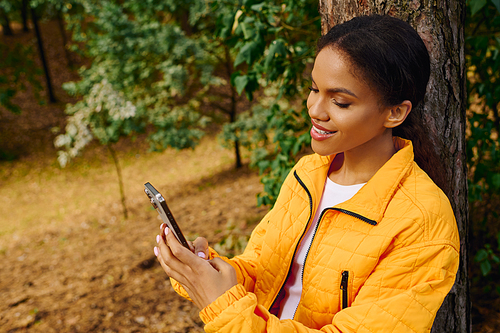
153, 15, 460, 332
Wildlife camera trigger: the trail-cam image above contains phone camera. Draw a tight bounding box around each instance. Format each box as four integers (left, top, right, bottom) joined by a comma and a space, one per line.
150, 198, 158, 209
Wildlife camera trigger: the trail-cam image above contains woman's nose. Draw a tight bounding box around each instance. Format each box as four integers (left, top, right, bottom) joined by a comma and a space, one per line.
307, 95, 329, 121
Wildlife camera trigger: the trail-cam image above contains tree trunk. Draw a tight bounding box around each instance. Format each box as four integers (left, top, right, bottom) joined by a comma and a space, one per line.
318, 1, 470, 333
224, 43, 243, 169
0, 9, 13, 36
108, 144, 128, 220
229, 85, 242, 169
21, 0, 29, 32
30, 5, 57, 103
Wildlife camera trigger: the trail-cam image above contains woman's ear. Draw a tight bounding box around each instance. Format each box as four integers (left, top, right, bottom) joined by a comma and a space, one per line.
384, 100, 412, 128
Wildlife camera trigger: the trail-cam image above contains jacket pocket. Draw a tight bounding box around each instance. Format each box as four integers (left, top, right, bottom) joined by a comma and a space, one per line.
340, 270, 349, 310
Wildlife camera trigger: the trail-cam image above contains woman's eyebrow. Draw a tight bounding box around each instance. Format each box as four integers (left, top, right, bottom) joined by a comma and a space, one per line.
310, 76, 358, 98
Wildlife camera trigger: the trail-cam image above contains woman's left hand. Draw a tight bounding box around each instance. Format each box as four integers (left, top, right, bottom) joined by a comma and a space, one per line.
154, 227, 238, 310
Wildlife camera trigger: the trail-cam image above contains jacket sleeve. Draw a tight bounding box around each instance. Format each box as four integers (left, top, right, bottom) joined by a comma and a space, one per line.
198, 238, 459, 333
224, 208, 276, 292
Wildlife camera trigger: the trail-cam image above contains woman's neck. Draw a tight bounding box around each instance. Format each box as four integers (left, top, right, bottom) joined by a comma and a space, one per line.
328, 133, 397, 185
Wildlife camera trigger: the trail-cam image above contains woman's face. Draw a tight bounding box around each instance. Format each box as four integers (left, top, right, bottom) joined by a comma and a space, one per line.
307, 47, 393, 157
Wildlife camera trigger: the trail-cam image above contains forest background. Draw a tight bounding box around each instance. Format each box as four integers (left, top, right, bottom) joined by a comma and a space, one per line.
0, 0, 499, 332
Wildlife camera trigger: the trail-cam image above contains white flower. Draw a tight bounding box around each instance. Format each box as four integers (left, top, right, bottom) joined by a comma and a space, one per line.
55, 78, 137, 167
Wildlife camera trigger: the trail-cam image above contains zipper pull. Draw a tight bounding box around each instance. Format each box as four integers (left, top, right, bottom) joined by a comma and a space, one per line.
340, 271, 349, 309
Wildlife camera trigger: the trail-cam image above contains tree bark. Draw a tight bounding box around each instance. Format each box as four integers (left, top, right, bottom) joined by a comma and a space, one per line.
318, 1, 470, 332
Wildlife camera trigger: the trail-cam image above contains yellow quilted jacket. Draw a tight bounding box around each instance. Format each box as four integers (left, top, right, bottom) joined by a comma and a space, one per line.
172, 138, 460, 332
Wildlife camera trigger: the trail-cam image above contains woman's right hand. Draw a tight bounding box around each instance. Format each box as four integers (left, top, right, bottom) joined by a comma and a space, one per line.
155, 225, 238, 310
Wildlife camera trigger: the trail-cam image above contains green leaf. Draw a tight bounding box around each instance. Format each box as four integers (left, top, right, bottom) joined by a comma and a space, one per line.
239, 22, 252, 39
492, 173, 500, 189
234, 41, 259, 67
475, 248, 489, 262
250, 3, 265, 11
470, 0, 487, 15
492, 0, 500, 13
234, 75, 249, 95
264, 39, 287, 69
480, 260, 492, 276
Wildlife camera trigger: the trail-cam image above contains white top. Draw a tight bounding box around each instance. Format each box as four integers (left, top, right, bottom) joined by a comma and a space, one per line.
278, 177, 365, 320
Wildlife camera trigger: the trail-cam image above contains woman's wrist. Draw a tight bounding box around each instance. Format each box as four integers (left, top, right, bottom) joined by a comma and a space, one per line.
199, 284, 247, 324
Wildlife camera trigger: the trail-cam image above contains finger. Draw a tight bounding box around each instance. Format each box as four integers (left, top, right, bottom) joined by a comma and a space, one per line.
208, 258, 237, 283
164, 227, 198, 264
193, 237, 209, 259
208, 257, 228, 272
159, 230, 205, 278
155, 245, 184, 281
156, 232, 184, 272
155, 239, 193, 285
160, 223, 167, 240
187, 240, 195, 253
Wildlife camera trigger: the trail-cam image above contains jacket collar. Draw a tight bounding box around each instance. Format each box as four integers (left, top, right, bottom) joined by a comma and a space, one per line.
294, 137, 415, 225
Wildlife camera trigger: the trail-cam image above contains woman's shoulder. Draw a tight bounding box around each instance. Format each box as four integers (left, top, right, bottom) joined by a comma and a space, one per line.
391, 161, 459, 247
400, 161, 452, 209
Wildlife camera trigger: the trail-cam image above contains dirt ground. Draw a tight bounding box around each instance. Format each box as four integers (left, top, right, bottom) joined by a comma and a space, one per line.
0, 158, 266, 333
0, 20, 267, 332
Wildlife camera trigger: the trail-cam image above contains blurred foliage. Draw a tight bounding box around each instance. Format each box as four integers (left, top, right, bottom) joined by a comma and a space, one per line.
0, 0, 318, 216
0, 42, 42, 114
466, 0, 500, 295
58, 0, 214, 157
53, 0, 319, 206
214, 0, 319, 205
213, 219, 250, 259
0, 0, 75, 116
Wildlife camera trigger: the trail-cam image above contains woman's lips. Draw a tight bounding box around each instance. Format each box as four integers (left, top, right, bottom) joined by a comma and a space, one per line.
310, 124, 337, 141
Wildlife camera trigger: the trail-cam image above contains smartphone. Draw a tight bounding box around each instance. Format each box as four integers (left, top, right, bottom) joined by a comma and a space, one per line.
144, 182, 190, 249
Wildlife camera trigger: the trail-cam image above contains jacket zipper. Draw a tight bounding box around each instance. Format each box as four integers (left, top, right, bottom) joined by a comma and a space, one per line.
292, 206, 333, 318
268, 171, 375, 315
268, 171, 314, 313
340, 270, 349, 309
331, 208, 377, 226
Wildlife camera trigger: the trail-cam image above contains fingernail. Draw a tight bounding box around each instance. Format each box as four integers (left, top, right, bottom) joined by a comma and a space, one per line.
164, 227, 169, 236
154, 247, 158, 256
160, 223, 165, 230
197, 252, 206, 259
156, 235, 160, 243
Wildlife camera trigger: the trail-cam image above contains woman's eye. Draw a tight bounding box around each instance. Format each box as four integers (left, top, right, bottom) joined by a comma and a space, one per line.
333, 99, 350, 108
308, 86, 319, 93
